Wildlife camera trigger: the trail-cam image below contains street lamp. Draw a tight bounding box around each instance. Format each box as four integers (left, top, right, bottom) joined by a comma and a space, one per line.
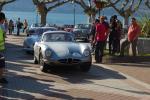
93, 0, 107, 17
71, 0, 76, 26
36, 11, 39, 24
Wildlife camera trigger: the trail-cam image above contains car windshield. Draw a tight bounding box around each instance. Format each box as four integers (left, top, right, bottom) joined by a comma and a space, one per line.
29, 28, 57, 36
74, 24, 91, 29
43, 33, 74, 42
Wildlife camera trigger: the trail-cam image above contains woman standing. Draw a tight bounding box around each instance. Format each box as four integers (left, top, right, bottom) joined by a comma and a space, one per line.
23, 19, 28, 33
8, 19, 14, 35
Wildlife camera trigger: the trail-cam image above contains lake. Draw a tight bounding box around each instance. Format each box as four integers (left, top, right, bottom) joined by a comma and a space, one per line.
4, 11, 89, 26
4, 11, 126, 26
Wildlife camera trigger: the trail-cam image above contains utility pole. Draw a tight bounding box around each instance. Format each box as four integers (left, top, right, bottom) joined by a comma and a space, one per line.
72, 0, 76, 26
73, 2, 76, 26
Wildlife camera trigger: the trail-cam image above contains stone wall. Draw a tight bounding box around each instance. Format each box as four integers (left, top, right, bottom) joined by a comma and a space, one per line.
137, 38, 150, 54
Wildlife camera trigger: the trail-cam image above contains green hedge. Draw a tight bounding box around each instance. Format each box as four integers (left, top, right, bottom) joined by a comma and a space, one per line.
139, 14, 150, 38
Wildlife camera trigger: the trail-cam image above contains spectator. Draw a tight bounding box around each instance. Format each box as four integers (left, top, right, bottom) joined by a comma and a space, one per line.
116, 19, 123, 53
3, 19, 8, 36
16, 18, 23, 36
90, 19, 99, 54
23, 19, 28, 33
0, 12, 8, 84
94, 16, 109, 63
120, 17, 141, 56
8, 19, 14, 35
109, 15, 118, 55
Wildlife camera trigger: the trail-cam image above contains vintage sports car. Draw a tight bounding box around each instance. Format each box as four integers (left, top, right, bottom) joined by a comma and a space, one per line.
23, 27, 57, 53
34, 31, 92, 72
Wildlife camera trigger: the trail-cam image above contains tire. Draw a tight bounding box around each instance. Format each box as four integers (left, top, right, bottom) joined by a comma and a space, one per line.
80, 62, 91, 72
33, 55, 38, 64
39, 52, 48, 72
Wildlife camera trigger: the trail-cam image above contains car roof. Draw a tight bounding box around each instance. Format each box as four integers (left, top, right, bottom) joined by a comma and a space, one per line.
30, 27, 57, 29
43, 31, 72, 35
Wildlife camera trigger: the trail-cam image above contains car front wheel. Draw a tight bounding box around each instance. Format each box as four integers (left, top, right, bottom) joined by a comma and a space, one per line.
34, 55, 38, 64
39, 52, 49, 72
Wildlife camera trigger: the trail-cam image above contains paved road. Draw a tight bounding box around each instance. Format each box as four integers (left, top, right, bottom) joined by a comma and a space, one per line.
0, 35, 150, 100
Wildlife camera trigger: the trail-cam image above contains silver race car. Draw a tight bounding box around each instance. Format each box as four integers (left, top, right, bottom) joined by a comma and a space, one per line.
23, 27, 57, 53
34, 31, 92, 72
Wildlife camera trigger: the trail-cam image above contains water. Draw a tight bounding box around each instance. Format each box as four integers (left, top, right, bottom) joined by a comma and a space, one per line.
4, 11, 88, 26
4, 11, 125, 26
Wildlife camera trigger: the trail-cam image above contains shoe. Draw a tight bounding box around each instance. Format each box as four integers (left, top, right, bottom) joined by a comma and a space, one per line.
0, 78, 8, 84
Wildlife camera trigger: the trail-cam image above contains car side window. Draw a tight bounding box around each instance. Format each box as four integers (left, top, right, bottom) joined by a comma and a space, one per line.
42, 35, 47, 42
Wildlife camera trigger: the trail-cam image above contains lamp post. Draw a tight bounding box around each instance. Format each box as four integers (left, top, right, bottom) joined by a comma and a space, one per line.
72, 0, 76, 26
93, 0, 107, 17
88, 0, 92, 23
36, 10, 39, 24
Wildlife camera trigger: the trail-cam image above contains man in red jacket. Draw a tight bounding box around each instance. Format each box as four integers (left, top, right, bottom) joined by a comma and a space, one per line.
120, 17, 141, 56
94, 16, 109, 63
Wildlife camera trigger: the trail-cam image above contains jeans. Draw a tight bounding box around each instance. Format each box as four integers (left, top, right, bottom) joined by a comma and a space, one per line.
95, 41, 106, 62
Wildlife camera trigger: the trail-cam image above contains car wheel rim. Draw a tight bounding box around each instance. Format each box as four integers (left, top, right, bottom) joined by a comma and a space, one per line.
39, 53, 44, 66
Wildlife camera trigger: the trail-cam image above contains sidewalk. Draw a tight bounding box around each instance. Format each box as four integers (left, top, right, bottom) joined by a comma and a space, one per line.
104, 62, 150, 85
103, 55, 150, 63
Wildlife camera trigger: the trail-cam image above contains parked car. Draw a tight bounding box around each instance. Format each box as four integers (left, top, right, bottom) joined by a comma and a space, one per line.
63, 24, 74, 32
30, 23, 43, 28
34, 31, 92, 72
72, 24, 92, 42
23, 27, 57, 53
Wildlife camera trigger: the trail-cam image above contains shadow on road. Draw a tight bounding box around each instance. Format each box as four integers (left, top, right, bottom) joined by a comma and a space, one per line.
44, 64, 127, 84
5, 42, 33, 61
0, 75, 93, 100
2, 61, 94, 100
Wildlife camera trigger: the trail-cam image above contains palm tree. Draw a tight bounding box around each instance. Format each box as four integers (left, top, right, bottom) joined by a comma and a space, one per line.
0, 0, 16, 11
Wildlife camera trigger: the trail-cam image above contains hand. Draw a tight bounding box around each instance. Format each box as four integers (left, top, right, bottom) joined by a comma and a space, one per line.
92, 40, 96, 45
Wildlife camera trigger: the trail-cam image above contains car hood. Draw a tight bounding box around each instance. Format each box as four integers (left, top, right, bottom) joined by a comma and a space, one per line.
44, 42, 86, 57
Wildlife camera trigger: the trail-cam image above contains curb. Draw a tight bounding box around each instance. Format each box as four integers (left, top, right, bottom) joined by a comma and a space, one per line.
102, 56, 150, 63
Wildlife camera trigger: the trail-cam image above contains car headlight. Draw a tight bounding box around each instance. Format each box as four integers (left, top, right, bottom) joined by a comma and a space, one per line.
45, 49, 51, 57
83, 50, 90, 57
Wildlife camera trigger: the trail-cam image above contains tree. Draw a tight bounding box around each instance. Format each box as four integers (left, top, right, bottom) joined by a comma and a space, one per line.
73, 0, 120, 23
145, 0, 150, 9
32, 0, 70, 25
108, 0, 142, 28
0, 0, 16, 11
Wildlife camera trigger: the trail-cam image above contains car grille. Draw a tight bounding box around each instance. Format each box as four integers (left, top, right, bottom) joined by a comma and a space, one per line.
58, 58, 81, 64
